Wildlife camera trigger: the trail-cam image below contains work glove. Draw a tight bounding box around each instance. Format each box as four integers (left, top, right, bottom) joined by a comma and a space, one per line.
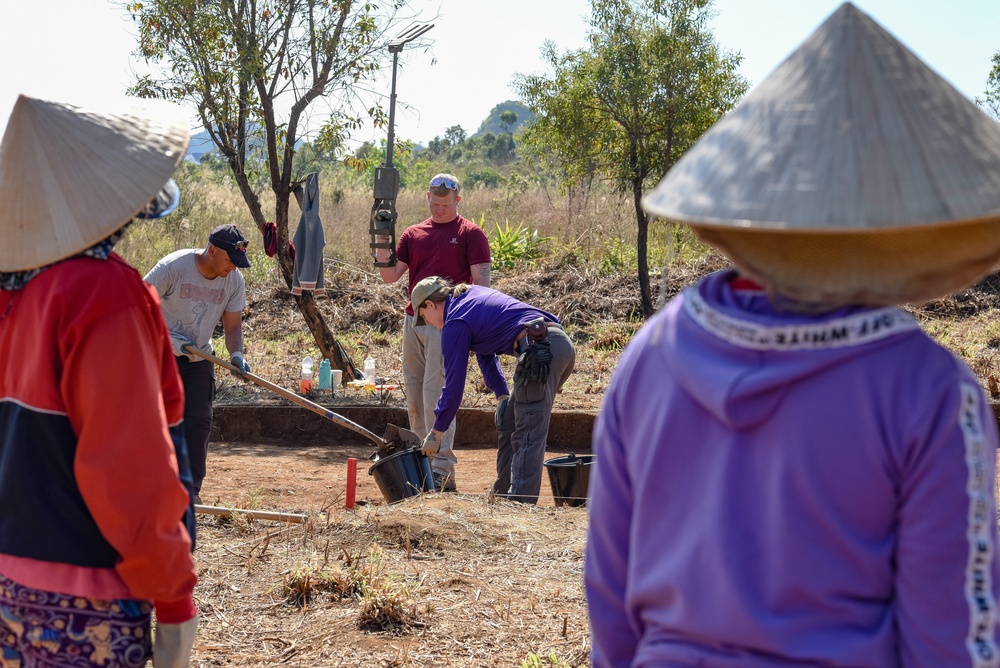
494, 394, 510, 429
229, 352, 251, 379
153, 613, 198, 668
513, 340, 553, 387
421, 429, 445, 456
170, 334, 199, 362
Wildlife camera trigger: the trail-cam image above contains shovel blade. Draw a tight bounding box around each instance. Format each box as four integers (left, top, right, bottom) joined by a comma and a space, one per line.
383, 423, 422, 448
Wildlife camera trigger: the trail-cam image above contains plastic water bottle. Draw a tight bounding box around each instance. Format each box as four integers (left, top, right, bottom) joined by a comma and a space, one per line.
300, 356, 314, 394
364, 355, 376, 391
318, 358, 332, 390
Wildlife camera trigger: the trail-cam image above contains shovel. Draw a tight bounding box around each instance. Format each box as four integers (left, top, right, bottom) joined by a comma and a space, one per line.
182, 345, 420, 450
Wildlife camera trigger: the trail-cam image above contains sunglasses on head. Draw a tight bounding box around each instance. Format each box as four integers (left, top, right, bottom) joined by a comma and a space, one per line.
429, 176, 459, 191
214, 239, 249, 252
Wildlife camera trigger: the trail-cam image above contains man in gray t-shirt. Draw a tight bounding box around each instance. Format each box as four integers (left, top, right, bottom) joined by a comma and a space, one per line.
145, 224, 251, 501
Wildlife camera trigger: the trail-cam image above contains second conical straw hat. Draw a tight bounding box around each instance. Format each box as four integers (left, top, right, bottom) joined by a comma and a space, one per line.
644, 2, 1000, 306
0, 95, 190, 272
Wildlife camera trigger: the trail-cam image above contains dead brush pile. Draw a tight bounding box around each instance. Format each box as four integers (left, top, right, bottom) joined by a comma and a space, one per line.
192, 494, 590, 667
229, 254, 728, 413
234, 246, 1000, 408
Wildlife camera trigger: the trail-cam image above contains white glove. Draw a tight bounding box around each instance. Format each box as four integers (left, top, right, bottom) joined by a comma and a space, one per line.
153, 613, 198, 668
420, 429, 444, 456
170, 334, 199, 362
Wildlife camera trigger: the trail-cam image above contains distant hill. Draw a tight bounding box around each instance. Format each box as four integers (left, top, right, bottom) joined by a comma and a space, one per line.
476, 100, 535, 136
187, 130, 215, 162
185, 127, 303, 162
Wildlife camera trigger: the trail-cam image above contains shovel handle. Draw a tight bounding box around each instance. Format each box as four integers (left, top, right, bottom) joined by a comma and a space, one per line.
182, 345, 386, 448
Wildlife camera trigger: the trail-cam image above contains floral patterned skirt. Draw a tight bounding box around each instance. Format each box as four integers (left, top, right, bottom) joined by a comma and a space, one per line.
0, 574, 151, 667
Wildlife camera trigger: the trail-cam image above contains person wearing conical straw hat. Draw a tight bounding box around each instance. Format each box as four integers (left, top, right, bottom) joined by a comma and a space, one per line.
585, 4, 1000, 667
0, 96, 199, 666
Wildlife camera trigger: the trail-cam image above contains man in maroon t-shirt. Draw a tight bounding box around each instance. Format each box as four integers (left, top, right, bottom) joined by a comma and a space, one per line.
374, 173, 492, 491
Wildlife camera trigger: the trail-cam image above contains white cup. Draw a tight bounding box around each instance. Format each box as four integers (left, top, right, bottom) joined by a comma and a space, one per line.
331, 369, 342, 395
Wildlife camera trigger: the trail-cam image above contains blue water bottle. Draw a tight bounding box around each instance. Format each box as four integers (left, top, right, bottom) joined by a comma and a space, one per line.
318, 358, 332, 390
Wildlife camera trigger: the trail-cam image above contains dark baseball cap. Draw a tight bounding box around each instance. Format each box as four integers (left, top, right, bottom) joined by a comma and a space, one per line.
208, 224, 251, 268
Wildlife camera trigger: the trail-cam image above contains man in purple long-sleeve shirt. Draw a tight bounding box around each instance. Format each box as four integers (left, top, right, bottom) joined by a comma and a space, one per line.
412, 277, 575, 503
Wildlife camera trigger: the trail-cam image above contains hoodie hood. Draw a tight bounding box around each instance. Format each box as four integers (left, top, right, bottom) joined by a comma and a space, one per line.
662, 271, 921, 430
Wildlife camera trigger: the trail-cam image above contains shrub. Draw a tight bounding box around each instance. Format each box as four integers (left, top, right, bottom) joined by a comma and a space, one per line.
489, 220, 552, 270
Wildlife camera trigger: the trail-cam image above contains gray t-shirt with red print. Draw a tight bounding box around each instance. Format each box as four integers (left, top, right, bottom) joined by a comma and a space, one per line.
144, 249, 246, 354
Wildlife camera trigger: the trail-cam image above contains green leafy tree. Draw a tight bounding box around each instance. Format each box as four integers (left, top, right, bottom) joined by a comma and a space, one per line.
982, 50, 1000, 120
122, 0, 416, 378
444, 125, 468, 146
488, 133, 516, 163
515, 0, 748, 316
499, 109, 518, 133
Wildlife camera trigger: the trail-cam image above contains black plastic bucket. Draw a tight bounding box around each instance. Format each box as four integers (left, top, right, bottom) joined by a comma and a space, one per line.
368, 447, 433, 503
543, 453, 595, 507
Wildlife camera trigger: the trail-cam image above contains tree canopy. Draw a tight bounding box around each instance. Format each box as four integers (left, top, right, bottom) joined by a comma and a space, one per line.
123, 0, 421, 376
515, 0, 748, 316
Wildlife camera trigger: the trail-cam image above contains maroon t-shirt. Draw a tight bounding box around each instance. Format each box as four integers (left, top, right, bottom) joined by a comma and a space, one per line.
396, 215, 492, 315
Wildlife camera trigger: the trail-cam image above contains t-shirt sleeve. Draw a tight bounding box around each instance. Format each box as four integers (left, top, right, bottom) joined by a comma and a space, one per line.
226, 271, 247, 312
396, 229, 412, 266
466, 224, 491, 266
143, 257, 174, 297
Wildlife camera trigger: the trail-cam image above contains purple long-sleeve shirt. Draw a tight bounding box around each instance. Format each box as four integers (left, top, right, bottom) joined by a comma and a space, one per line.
586, 270, 1000, 667
432, 285, 559, 432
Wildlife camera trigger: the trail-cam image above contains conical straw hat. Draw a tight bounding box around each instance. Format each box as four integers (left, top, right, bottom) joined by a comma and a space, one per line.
0, 95, 190, 271
643, 2, 1000, 306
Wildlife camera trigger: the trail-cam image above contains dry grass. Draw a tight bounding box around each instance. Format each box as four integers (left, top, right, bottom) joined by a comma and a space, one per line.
119, 172, 728, 412
120, 172, 1000, 668
191, 494, 589, 667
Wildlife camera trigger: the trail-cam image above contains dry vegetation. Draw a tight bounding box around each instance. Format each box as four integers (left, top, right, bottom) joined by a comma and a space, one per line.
120, 175, 1000, 667
191, 495, 590, 667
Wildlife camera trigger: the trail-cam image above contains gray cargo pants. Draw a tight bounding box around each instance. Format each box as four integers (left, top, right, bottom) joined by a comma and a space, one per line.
493, 326, 576, 503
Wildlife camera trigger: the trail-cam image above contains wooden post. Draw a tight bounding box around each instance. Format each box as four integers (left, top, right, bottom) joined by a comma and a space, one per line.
194, 504, 308, 524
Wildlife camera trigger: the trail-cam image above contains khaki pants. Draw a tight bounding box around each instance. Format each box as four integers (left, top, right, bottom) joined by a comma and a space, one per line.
402, 313, 457, 477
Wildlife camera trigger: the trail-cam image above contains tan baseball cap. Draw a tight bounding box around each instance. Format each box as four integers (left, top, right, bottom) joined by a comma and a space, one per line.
411, 276, 451, 325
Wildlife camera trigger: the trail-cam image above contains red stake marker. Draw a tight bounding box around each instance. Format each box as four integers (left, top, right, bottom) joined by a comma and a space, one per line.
346, 457, 357, 509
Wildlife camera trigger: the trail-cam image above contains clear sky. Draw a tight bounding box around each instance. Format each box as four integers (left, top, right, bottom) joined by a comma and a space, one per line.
1, 0, 997, 147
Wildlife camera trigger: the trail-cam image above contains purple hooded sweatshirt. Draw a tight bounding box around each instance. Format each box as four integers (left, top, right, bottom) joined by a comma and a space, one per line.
586, 270, 1000, 667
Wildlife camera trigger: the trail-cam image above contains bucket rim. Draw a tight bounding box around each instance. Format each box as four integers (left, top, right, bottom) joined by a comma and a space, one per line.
367, 446, 427, 475
543, 453, 595, 467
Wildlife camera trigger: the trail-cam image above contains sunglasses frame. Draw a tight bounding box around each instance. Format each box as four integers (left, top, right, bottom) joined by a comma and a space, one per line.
213, 238, 249, 253
429, 176, 459, 191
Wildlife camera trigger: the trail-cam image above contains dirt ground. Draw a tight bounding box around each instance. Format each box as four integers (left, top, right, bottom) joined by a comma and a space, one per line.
200, 440, 587, 511
181, 258, 1000, 667
187, 440, 591, 667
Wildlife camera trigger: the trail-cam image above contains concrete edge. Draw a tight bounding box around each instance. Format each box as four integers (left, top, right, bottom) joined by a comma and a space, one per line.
212, 404, 596, 451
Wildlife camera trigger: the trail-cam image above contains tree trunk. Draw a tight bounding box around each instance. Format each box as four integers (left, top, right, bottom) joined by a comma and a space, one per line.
633, 181, 654, 318
275, 240, 359, 381
296, 291, 359, 380
227, 163, 359, 381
